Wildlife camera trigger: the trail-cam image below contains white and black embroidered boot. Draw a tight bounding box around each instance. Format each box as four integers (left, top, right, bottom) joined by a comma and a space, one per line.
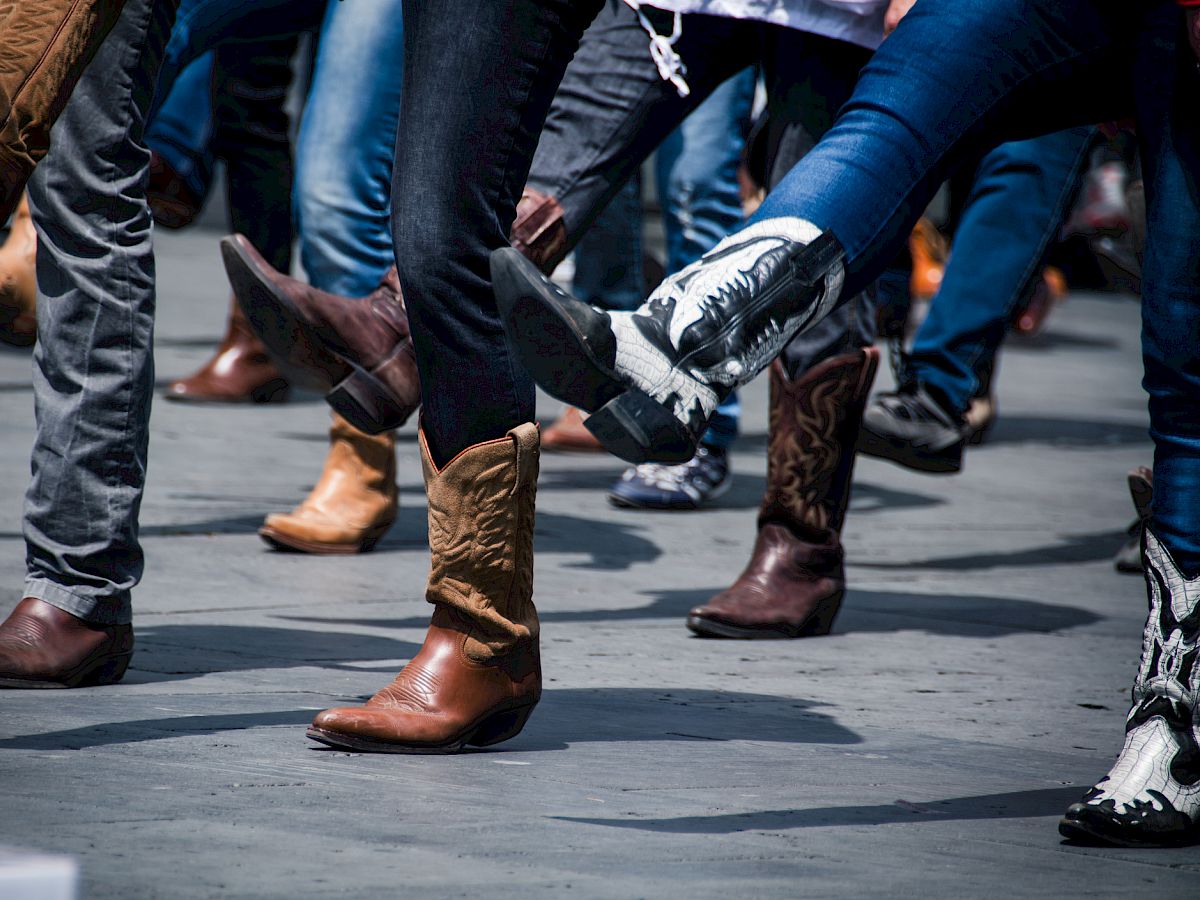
491, 218, 845, 463
1060, 528, 1200, 846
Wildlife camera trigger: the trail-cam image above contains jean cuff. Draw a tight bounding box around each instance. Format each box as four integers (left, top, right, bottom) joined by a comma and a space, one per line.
23, 578, 132, 626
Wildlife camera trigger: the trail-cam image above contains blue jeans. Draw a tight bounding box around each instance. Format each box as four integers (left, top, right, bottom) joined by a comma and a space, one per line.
906, 128, 1095, 415
145, 50, 215, 200
295, 0, 405, 296
754, 0, 1200, 573
571, 178, 645, 314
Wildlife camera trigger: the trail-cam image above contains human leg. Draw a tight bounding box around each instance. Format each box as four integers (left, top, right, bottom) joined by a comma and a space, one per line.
0, 0, 126, 222
859, 127, 1095, 474
493, 0, 1148, 463
0, 0, 174, 687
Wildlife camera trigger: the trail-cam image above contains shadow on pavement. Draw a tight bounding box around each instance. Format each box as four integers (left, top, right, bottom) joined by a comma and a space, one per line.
856, 529, 1128, 572
126, 624, 422, 682
0, 687, 860, 751
551, 786, 1085, 832
281, 586, 1099, 638
983, 415, 1147, 449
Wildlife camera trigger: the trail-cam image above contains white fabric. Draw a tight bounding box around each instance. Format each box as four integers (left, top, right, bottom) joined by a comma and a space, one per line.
629, 0, 889, 50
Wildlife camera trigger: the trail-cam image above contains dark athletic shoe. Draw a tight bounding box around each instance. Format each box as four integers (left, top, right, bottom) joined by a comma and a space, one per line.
492, 218, 846, 464
857, 385, 967, 474
608, 445, 731, 511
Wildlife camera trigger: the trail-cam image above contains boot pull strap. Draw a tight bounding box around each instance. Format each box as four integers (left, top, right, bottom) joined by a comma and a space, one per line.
508, 423, 541, 492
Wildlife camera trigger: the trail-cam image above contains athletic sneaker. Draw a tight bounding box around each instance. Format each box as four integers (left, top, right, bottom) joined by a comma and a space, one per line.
858, 385, 968, 474
608, 445, 732, 510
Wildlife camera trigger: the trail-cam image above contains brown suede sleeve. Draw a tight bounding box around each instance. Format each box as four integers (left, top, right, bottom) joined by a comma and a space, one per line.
0, 0, 126, 222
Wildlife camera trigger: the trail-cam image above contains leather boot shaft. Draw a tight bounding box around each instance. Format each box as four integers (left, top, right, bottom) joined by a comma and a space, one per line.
422, 422, 540, 660
760, 348, 880, 536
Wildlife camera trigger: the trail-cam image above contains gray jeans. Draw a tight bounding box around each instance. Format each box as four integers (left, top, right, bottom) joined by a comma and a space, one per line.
23, 0, 176, 625
526, 0, 875, 380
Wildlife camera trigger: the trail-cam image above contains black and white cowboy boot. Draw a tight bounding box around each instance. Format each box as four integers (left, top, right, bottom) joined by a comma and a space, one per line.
491, 218, 845, 464
1060, 528, 1200, 846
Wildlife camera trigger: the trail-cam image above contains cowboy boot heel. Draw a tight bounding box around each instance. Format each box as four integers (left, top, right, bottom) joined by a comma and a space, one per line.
585, 390, 696, 465
78, 651, 132, 687
467, 702, 537, 748
328, 355, 413, 435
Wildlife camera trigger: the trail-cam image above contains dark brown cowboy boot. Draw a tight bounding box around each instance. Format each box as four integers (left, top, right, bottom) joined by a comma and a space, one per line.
165, 295, 290, 403
222, 234, 421, 434
688, 348, 879, 639
0, 598, 133, 688
308, 424, 541, 752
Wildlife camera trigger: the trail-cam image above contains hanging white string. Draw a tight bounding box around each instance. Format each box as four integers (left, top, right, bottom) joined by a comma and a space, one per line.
622, 1, 691, 97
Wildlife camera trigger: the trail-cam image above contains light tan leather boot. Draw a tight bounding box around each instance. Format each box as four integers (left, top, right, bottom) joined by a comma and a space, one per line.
259, 412, 398, 555
308, 423, 541, 753
0, 192, 36, 347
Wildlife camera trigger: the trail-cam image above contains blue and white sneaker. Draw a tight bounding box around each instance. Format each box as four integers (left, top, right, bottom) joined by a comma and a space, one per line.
607, 445, 732, 510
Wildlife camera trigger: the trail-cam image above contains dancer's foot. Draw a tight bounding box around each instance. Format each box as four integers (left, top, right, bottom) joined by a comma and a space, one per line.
858, 384, 967, 474
1114, 466, 1154, 574
1060, 529, 1200, 847
0, 193, 37, 348
0, 598, 133, 688
493, 218, 845, 463
165, 295, 290, 403
222, 235, 420, 434
541, 407, 605, 453
608, 446, 731, 511
260, 413, 397, 555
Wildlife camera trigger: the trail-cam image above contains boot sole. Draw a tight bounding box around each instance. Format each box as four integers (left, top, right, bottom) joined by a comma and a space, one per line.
0, 651, 131, 689
686, 600, 841, 640
856, 427, 963, 474
305, 701, 537, 754
492, 248, 695, 464
1058, 814, 1200, 848
222, 237, 409, 435
259, 522, 391, 555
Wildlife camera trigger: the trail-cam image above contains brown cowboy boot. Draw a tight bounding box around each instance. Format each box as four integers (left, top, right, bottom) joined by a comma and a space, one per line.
260, 412, 398, 555
510, 187, 568, 272
222, 235, 421, 434
166, 295, 291, 403
308, 423, 541, 753
0, 192, 36, 347
0, 598, 133, 688
542, 406, 604, 453
688, 348, 879, 639
0, 0, 125, 223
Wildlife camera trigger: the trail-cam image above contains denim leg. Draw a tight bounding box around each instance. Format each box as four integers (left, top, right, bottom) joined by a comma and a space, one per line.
1135, 26, 1200, 577
212, 37, 297, 274
571, 178, 645, 311
753, 0, 1155, 298
908, 128, 1095, 415
393, 0, 604, 465
151, 0, 325, 121
657, 68, 756, 451
526, 2, 755, 240
22, 0, 176, 625
145, 50, 215, 200
295, 0, 404, 297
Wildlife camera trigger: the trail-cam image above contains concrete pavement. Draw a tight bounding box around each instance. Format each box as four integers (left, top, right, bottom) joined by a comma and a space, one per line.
0, 228, 1195, 898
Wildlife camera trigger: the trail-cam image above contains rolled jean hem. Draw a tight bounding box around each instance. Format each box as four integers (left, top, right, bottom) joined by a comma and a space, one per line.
23, 578, 131, 626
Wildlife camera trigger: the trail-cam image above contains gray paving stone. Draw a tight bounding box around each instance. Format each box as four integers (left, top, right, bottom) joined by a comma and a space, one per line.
0, 229, 1196, 897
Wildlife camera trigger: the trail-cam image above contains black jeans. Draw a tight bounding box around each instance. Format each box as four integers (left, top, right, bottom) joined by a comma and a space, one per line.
392, 0, 605, 465
527, 1, 875, 377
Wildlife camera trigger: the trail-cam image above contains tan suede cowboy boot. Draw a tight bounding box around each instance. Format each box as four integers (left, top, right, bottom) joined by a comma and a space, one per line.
260, 412, 398, 554
0, 0, 125, 222
308, 423, 541, 752
0, 191, 36, 346
688, 348, 878, 638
